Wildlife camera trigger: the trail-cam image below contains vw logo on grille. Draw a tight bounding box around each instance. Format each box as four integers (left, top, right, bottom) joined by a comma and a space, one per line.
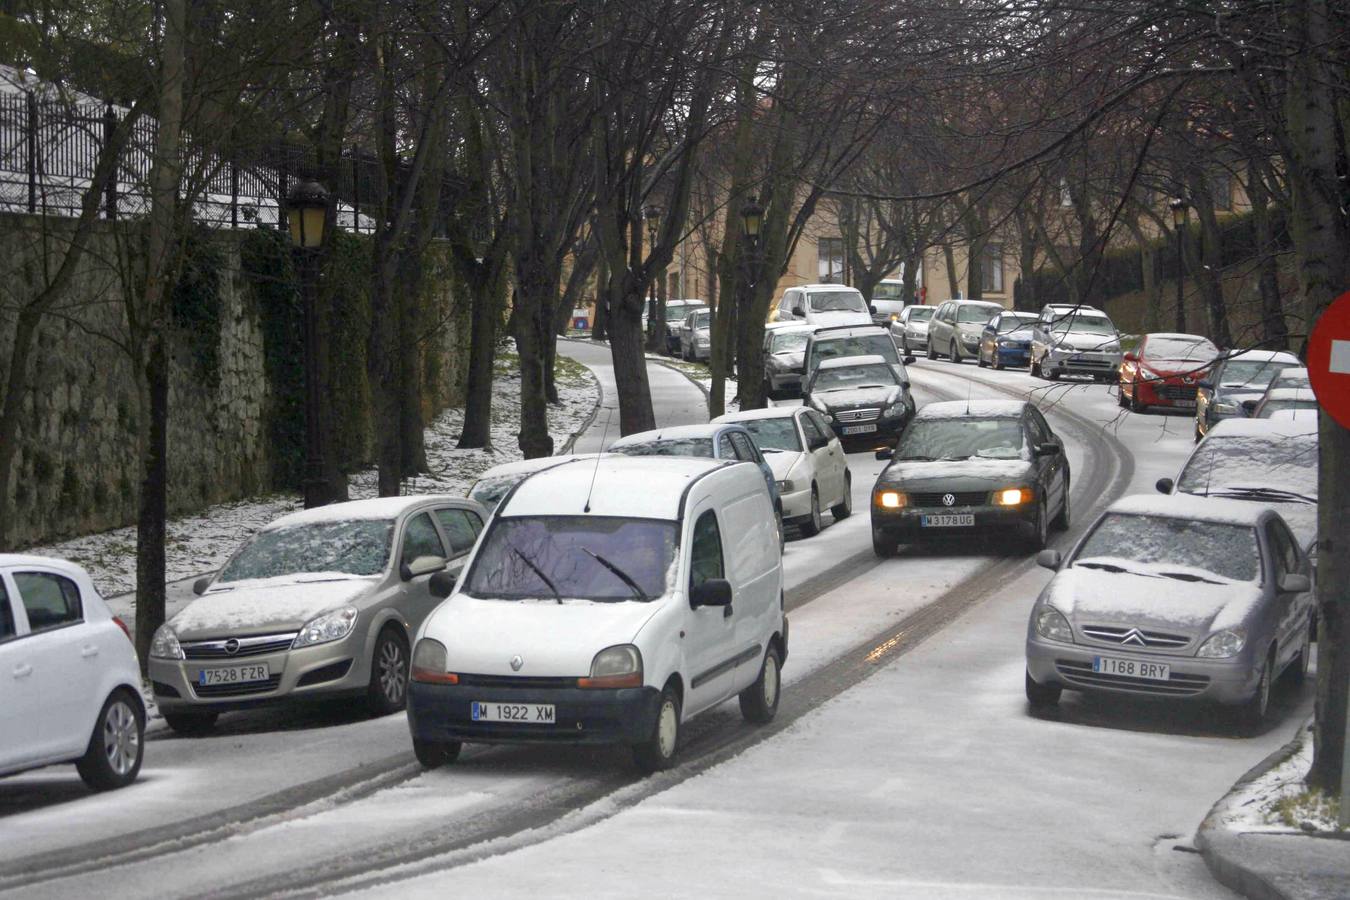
1121, 629, 1147, 646
224, 638, 240, 655
942, 493, 957, 507
510, 655, 524, 671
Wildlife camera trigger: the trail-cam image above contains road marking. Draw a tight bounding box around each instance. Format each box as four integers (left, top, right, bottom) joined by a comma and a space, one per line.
1330, 339, 1350, 374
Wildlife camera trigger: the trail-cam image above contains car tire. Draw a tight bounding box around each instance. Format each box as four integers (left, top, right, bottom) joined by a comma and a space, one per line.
1051, 474, 1071, 531
1116, 384, 1128, 408
901, 336, 910, 355
1025, 501, 1049, 552
763, 380, 776, 402
978, 349, 988, 368
367, 626, 410, 716
831, 473, 853, 520
1025, 670, 1061, 709
950, 341, 961, 363
163, 710, 218, 736
1046, 366, 1060, 381
633, 683, 681, 774
776, 504, 786, 553
739, 644, 782, 724
993, 350, 1005, 370
800, 486, 823, 537
926, 340, 937, 360
1031, 356, 1042, 378
76, 689, 145, 791
1237, 650, 1274, 731
413, 737, 462, 769
1130, 390, 1146, 413
872, 531, 897, 558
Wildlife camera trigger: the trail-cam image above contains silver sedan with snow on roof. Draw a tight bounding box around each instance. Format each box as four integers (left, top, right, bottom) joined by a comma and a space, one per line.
1025, 494, 1315, 728
148, 495, 488, 734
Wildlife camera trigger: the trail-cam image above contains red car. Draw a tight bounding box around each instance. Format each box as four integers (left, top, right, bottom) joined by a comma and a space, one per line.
1118, 332, 1219, 413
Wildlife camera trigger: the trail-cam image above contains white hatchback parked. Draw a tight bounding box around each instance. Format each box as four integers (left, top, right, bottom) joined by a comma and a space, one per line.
406, 456, 787, 773
0, 555, 145, 790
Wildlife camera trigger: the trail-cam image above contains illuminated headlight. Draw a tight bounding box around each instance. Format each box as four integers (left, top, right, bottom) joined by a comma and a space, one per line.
875, 489, 907, 509
411, 637, 458, 683
150, 623, 184, 660
882, 400, 908, 419
579, 644, 643, 688
890, 313, 899, 321
1197, 628, 1247, 658
777, 479, 796, 493
1034, 607, 1073, 642
1213, 401, 1239, 415
293, 606, 359, 649
999, 339, 1018, 348
995, 487, 1031, 505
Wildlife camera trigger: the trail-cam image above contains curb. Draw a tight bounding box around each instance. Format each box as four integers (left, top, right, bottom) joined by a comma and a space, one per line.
555, 344, 605, 455
1195, 717, 1313, 900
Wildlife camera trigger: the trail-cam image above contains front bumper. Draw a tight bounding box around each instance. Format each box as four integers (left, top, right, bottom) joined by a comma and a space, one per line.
991, 343, 1031, 365
871, 501, 1036, 540
903, 330, 928, 349
407, 680, 662, 745
1046, 348, 1122, 377
823, 414, 905, 447
1025, 635, 1262, 705
688, 340, 711, 361
768, 370, 803, 393
1136, 378, 1199, 408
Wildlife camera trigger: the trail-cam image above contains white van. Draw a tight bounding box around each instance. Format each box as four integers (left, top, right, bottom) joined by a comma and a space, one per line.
406, 456, 786, 773
771, 284, 873, 327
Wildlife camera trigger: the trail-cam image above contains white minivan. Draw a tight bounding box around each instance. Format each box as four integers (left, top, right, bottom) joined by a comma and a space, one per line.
406, 456, 786, 773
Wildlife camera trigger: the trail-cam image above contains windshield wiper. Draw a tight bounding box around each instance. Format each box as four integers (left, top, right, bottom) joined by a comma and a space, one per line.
581, 548, 649, 602
896, 454, 936, 461
510, 548, 561, 604
1157, 570, 1224, 585
1075, 561, 1129, 573
1208, 486, 1317, 504
760, 447, 787, 454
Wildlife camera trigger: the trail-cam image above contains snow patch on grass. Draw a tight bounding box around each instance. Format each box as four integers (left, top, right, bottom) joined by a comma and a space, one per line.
1216, 725, 1347, 834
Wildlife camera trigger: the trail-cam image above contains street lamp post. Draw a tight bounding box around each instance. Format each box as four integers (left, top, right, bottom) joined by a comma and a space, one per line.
286, 179, 329, 509
740, 195, 764, 396
644, 205, 661, 350
1170, 197, 1188, 333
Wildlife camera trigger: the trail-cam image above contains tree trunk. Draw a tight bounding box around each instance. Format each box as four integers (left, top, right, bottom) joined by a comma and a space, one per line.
514, 258, 556, 458
1187, 172, 1232, 347
607, 291, 656, 435
368, 259, 403, 494
942, 243, 960, 298
397, 235, 427, 475
1248, 166, 1289, 348
457, 273, 502, 449
901, 254, 920, 307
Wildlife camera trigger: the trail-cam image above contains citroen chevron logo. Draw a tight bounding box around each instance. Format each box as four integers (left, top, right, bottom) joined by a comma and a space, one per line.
1121, 629, 1147, 646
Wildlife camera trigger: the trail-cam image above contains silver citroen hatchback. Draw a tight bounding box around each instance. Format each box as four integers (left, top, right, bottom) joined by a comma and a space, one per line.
148, 495, 487, 734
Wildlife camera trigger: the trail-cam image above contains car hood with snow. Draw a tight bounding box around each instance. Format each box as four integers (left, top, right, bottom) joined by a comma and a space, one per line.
171, 576, 379, 638
878, 456, 1033, 495
810, 385, 901, 412
1040, 564, 1264, 638
1051, 329, 1116, 351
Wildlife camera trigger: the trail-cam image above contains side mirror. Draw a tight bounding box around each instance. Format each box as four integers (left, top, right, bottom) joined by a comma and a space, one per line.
1034, 440, 1061, 457
1155, 477, 1175, 494
401, 554, 447, 581
428, 570, 459, 599
193, 576, 213, 596
1197, 380, 1213, 391
1278, 573, 1311, 594
875, 448, 894, 460
869, 304, 877, 314
1240, 399, 1258, 416
903, 355, 917, 365
792, 306, 805, 318
1037, 549, 1062, 571
691, 578, 733, 609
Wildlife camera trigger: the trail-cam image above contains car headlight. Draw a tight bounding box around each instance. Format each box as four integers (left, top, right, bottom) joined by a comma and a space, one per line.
579, 644, 643, 688
1213, 401, 1238, 415
998, 339, 1017, 348
1103, 340, 1121, 352
874, 489, 907, 509
411, 637, 458, 683
890, 313, 899, 321
994, 487, 1032, 506
292, 606, 359, 649
962, 333, 979, 345
1196, 628, 1246, 658
1034, 607, 1073, 642
150, 623, 184, 660
883, 400, 908, 419
777, 478, 796, 493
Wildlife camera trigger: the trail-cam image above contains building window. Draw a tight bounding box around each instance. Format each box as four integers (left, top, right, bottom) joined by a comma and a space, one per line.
818, 237, 845, 283
1059, 177, 1073, 207
1208, 171, 1232, 211
981, 243, 1004, 294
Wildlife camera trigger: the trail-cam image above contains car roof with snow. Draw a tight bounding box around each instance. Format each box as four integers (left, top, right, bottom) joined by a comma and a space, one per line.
1106, 493, 1274, 528
799, 283, 863, 292
1205, 416, 1318, 439
265, 494, 473, 529
808, 323, 889, 338
713, 407, 803, 424
1218, 349, 1302, 364
0, 553, 90, 576
1261, 387, 1315, 400
1142, 331, 1212, 342
472, 455, 593, 481
501, 455, 730, 520
816, 354, 889, 370
608, 423, 745, 447
913, 399, 1026, 420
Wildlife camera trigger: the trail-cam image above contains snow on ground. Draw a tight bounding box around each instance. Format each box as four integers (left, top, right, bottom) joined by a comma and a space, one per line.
26, 349, 599, 599
1215, 721, 1346, 834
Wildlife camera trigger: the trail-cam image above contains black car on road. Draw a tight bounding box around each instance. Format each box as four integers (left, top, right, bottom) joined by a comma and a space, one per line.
804, 355, 915, 450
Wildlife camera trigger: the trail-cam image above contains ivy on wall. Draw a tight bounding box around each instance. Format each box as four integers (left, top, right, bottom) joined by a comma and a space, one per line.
170, 224, 226, 389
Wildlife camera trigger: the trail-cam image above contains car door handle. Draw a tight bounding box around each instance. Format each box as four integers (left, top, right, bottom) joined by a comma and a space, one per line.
12, 663, 32, 679
81, 644, 99, 659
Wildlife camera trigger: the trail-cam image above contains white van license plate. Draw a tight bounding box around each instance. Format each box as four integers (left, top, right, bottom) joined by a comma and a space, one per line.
198, 663, 269, 686
842, 424, 877, 435
1093, 656, 1170, 680
921, 514, 974, 527
472, 701, 556, 724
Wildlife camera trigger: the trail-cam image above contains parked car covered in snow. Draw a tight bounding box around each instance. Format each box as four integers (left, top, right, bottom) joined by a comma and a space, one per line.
804, 355, 915, 450
1117, 333, 1220, 413
1029, 308, 1122, 381
678, 307, 713, 361
893, 304, 936, 355
1025, 494, 1314, 728
1194, 348, 1302, 441
761, 322, 813, 399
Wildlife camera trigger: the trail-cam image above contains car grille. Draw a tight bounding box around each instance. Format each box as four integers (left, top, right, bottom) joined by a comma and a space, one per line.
1080, 625, 1190, 650
1064, 357, 1112, 369
455, 674, 579, 689
909, 491, 989, 507
1157, 385, 1198, 401
1054, 660, 1209, 696
192, 674, 283, 698
182, 633, 299, 659
834, 408, 880, 423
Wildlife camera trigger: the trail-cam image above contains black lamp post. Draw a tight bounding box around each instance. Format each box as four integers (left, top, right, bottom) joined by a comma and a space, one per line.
285, 179, 329, 509
644, 205, 661, 344
738, 195, 764, 391
1169, 197, 1188, 333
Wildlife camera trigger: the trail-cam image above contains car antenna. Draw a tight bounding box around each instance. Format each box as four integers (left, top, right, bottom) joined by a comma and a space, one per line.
966, 377, 972, 415
584, 408, 614, 514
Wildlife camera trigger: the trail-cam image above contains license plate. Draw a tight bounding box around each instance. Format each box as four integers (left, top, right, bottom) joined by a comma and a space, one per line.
1093, 656, 1170, 680
842, 424, 877, 435
198, 663, 270, 686
471, 701, 556, 724
921, 514, 974, 527
1071, 355, 1088, 363
1173, 400, 1196, 408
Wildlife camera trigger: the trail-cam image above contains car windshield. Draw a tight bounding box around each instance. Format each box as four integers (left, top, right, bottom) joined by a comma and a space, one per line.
610, 438, 714, 458
1217, 358, 1292, 388
771, 331, 809, 353
1051, 315, 1114, 335
218, 519, 393, 581
667, 304, 702, 322
738, 417, 802, 452
1272, 370, 1310, 389
812, 363, 896, 392
905, 307, 935, 322
1144, 337, 1218, 363
1178, 431, 1318, 500
995, 313, 1038, 333
807, 290, 867, 313
957, 305, 1000, 324
872, 283, 904, 300
464, 516, 676, 602
1074, 513, 1259, 582
812, 335, 899, 367
469, 475, 520, 511
894, 417, 1026, 460
1259, 398, 1318, 416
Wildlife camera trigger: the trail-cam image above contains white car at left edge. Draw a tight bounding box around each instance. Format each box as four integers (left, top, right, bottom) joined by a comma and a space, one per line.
1, 554, 145, 790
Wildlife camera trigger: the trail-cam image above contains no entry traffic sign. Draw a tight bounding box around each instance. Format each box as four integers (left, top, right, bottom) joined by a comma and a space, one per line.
1308, 291, 1350, 430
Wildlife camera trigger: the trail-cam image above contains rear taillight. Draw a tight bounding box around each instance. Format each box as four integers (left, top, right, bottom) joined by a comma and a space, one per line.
113, 616, 132, 642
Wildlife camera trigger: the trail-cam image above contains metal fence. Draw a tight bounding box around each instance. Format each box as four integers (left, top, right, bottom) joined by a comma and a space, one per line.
0, 91, 391, 233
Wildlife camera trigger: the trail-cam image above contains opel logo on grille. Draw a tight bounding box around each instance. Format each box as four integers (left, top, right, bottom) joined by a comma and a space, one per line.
1121, 628, 1147, 646
1182, 375, 1194, 384
942, 493, 956, 507
510, 655, 523, 671
223, 638, 240, 655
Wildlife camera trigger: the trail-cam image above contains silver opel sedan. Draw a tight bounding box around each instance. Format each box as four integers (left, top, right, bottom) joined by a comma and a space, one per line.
149, 495, 487, 734
1024, 494, 1314, 729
